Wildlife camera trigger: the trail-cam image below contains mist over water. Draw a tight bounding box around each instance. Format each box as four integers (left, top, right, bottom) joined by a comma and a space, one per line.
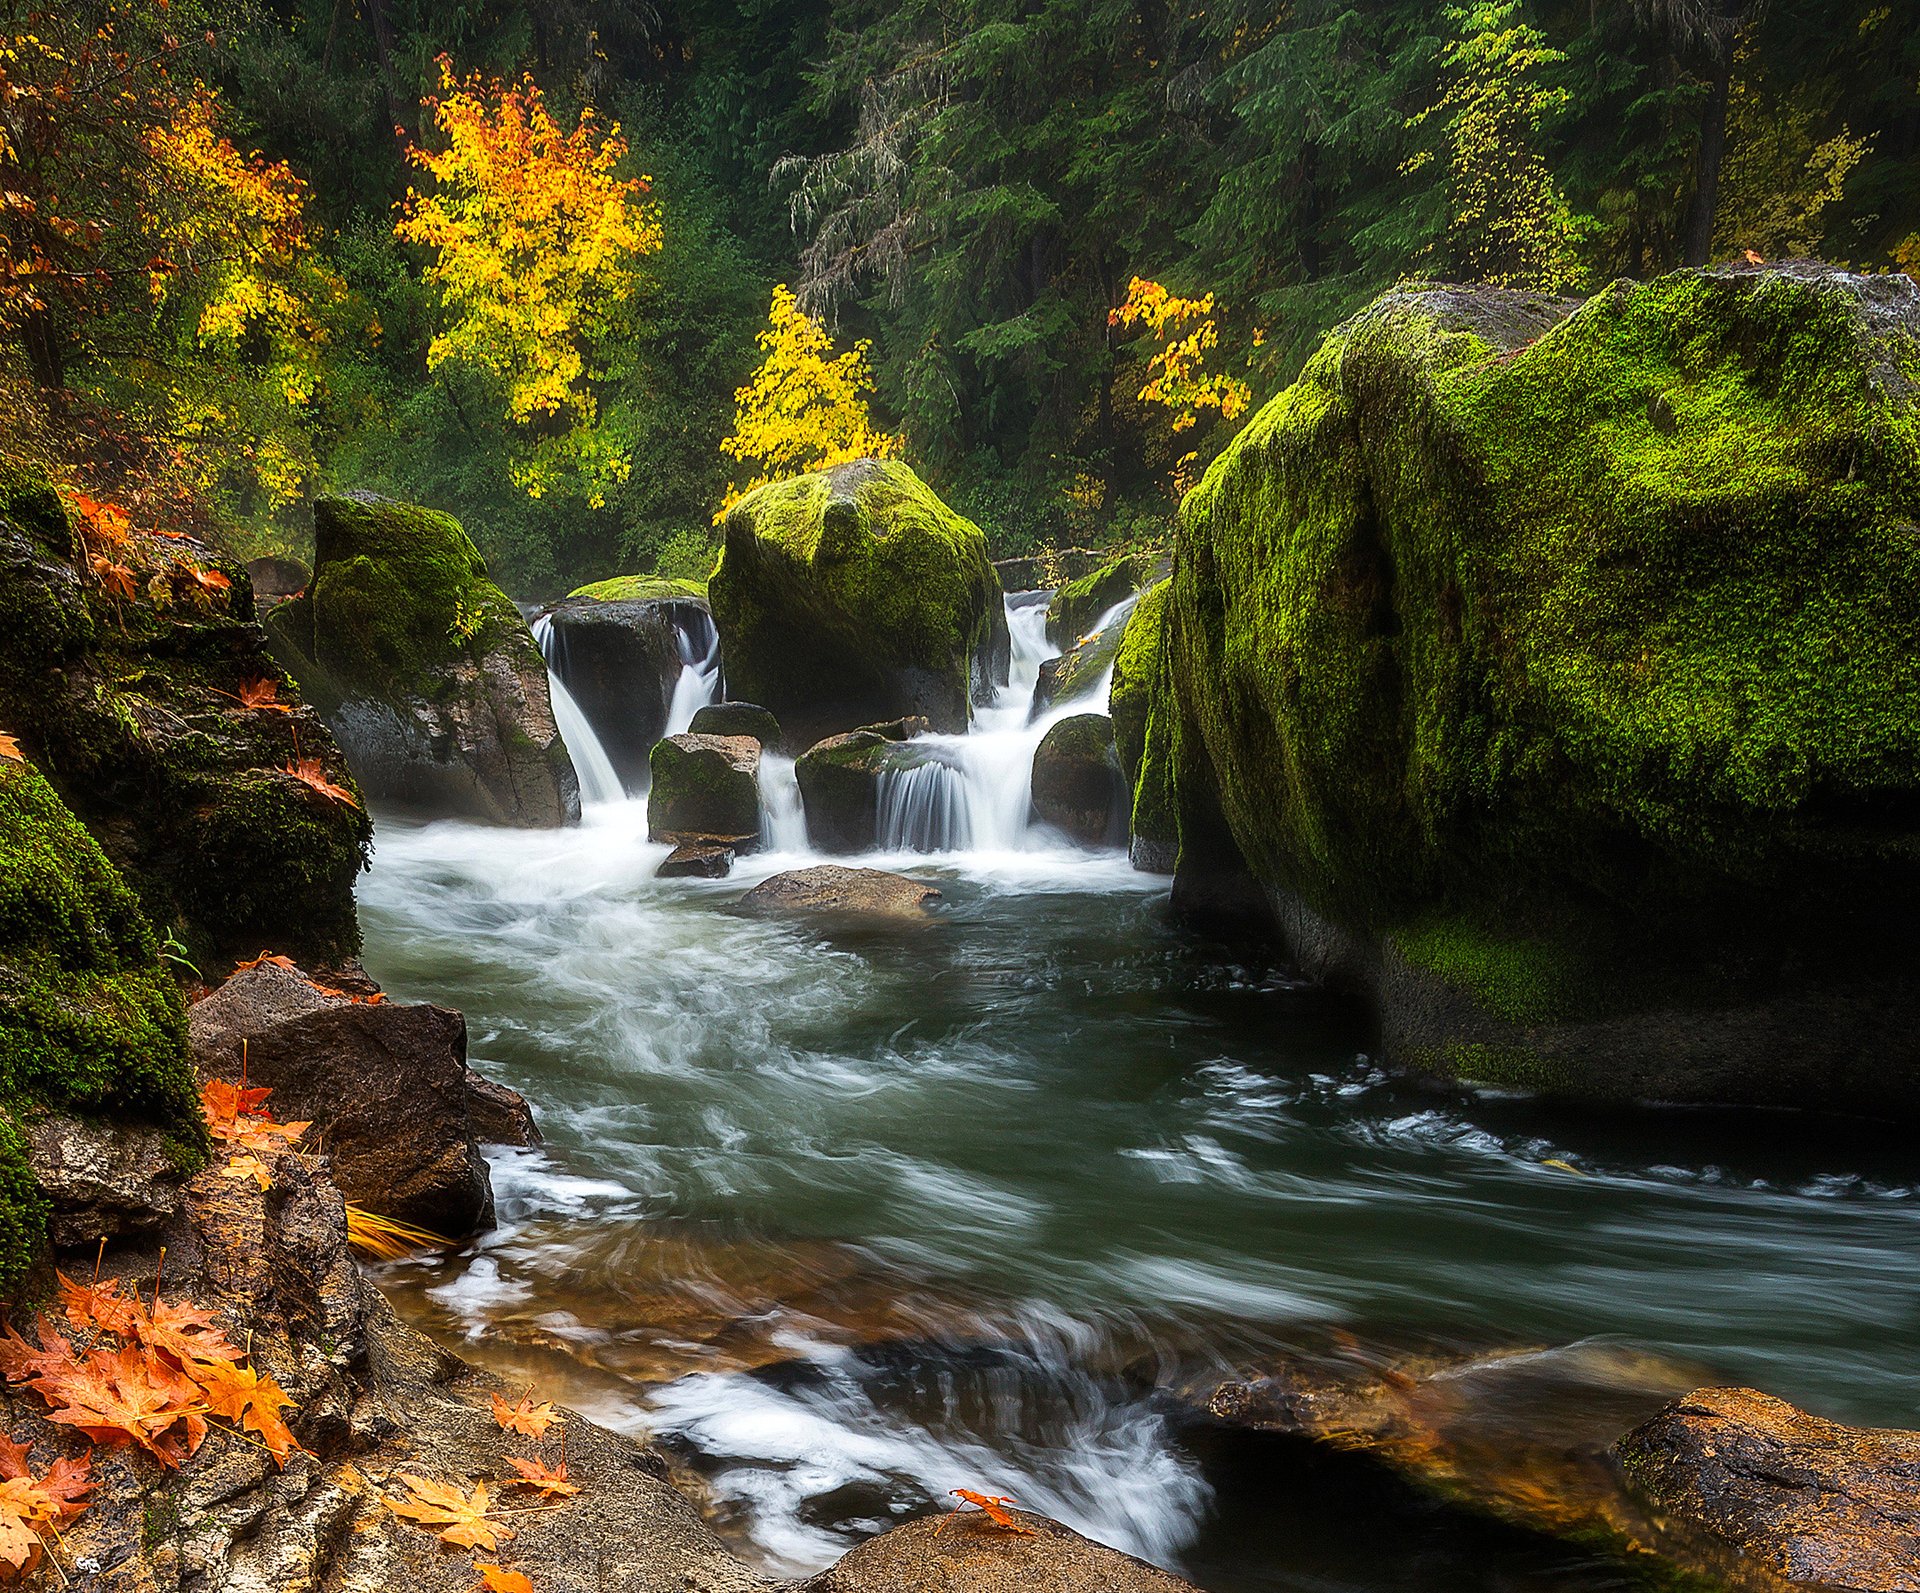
359, 596, 1920, 1592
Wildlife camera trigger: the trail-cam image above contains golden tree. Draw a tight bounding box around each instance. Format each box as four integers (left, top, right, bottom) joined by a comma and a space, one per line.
397, 57, 662, 503
716, 284, 904, 516
1108, 277, 1253, 491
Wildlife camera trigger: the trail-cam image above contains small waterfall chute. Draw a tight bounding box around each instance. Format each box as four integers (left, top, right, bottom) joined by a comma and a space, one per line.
665, 608, 722, 735
758, 754, 808, 852
533, 616, 625, 807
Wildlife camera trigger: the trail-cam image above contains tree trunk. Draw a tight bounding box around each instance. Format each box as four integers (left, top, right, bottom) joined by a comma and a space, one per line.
361, 0, 409, 143
1682, 23, 1737, 265
20, 306, 64, 393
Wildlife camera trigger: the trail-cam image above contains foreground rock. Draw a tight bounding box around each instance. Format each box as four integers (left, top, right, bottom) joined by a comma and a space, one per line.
648, 732, 762, 845
0, 756, 206, 1287
740, 865, 942, 918
0, 470, 368, 966
709, 459, 1008, 746
794, 725, 942, 852
658, 839, 737, 878
1151, 263, 1920, 1114
268, 493, 579, 827
1031, 715, 1126, 846
188, 959, 494, 1237
690, 700, 782, 746
1615, 1386, 1920, 1591
539, 593, 716, 791
807, 1511, 1197, 1593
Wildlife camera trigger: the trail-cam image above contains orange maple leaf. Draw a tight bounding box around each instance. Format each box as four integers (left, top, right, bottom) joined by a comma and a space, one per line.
0, 733, 21, 763
223, 1153, 273, 1190
91, 556, 139, 601
135, 1296, 244, 1369
234, 951, 299, 973
282, 756, 360, 809
218, 677, 293, 713
34, 1343, 207, 1467
935, 1488, 1037, 1536
385, 1473, 513, 1552
0, 1475, 59, 1573
491, 1393, 558, 1440
0, 1434, 90, 1525
176, 563, 232, 595
0, 1316, 83, 1384
191, 1359, 300, 1463
504, 1455, 579, 1498
475, 1565, 535, 1593
56, 1272, 143, 1338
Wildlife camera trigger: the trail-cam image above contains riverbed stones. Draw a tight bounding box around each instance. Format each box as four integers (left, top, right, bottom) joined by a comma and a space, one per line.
188, 958, 494, 1236
739, 865, 942, 917
1614, 1386, 1920, 1590
807, 1510, 1199, 1593
709, 458, 1009, 746
648, 732, 762, 845
1153, 262, 1920, 1113
1031, 714, 1127, 846
690, 700, 783, 746
266, 492, 579, 827
540, 593, 713, 792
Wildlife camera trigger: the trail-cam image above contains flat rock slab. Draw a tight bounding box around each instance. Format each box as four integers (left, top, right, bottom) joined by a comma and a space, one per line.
658, 840, 737, 878
739, 865, 942, 917
806, 1511, 1198, 1593
1615, 1386, 1920, 1591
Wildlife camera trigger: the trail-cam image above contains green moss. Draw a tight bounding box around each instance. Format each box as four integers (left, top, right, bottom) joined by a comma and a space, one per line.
1046, 551, 1158, 649
569, 574, 709, 602
1410, 1042, 1577, 1095
1390, 914, 1586, 1025
1109, 578, 1169, 785
0, 759, 208, 1291
647, 735, 761, 838
1167, 266, 1920, 1010
709, 460, 1003, 735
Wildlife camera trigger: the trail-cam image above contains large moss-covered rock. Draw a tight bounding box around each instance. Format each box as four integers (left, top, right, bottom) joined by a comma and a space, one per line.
0, 757, 207, 1290
569, 573, 708, 602
648, 732, 761, 844
1157, 263, 1920, 1112
1109, 578, 1169, 789
537, 595, 713, 792
1031, 714, 1127, 847
0, 471, 369, 968
268, 494, 578, 827
709, 460, 1009, 746
1044, 550, 1163, 649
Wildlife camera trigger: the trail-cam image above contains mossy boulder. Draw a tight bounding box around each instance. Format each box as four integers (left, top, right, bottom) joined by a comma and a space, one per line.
1157, 262, 1920, 1112
1109, 579, 1169, 789
647, 733, 762, 844
690, 701, 782, 746
537, 595, 713, 792
269, 494, 578, 827
0, 757, 207, 1291
794, 727, 942, 853
569, 574, 709, 602
1031, 714, 1127, 847
709, 460, 1009, 747
1031, 611, 1128, 718
1044, 550, 1163, 649
0, 471, 369, 969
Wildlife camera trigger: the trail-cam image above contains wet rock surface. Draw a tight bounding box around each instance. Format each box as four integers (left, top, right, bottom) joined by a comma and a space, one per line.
1031, 714, 1126, 846
805, 1511, 1199, 1593
658, 839, 738, 878
24, 1115, 193, 1247
187, 961, 493, 1237
542, 594, 712, 790
648, 733, 763, 846
1615, 1386, 1920, 1591
739, 865, 942, 918
792, 729, 938, 853
690, 701, 783, 747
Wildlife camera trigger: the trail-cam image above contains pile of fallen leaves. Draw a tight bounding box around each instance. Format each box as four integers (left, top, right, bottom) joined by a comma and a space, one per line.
66, 488, 233, 615
0, 1266, 301, 1575
378, 1389, 577, 1591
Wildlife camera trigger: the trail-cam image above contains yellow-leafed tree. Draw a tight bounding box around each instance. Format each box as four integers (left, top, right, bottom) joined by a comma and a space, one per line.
397, 56, 663, 504
717, 284, 904, 517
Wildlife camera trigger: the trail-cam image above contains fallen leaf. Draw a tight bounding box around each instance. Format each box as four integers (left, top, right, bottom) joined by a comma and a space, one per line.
385, 1473, 513, 1552
505, 1455, 579, 1498
0, 1474, 58, 1572
0, 733, 20, 763
192, 1359, 299, 1463
475, 1565, 535, 1593
91, 556, 138, 601
235, 952, 299, 974
136, 1296, 245, 1368
223, 1154, 273, 1190
282, 756, 360, 809
220, 677, 293, 713
935, 1488, 1037, 1536
491, 1393, 558, 1440
34, 1343, 206, 1466
56, 1272, 143, 1338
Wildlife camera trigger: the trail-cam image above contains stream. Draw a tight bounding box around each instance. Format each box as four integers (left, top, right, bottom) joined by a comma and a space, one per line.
355, 595, 1920, 1592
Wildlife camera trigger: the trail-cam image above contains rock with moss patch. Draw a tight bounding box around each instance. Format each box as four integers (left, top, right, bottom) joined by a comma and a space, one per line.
268, 494, 578, 827
1044, 550, 1164, 650
648, 733, 761, 845
795, 729, 945, 853
690, 701, 782, 746
538, 595, 713, 792
1159, 263, 1920, 1113
1031, 620, 1126, 718
0, 472, 368, 968
709, 460, 1009, 747
1031, 715, 1127, 847
0, 758, 207, 1290
569, 573, 709, 602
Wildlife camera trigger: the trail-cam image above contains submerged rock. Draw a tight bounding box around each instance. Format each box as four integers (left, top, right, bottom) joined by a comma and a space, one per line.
648, 732, 762, 845
1153, 263, 1920, 1113
540, 593, 713, 792
267, 493, 579, 827
1031, 714, 1127, 846
740, 865, 942, 917
709, 459, 1008, 746
0, 471, 368, 966
188, 959, 493, 1237
1615, 1386, 1920, 1592
807, 1511, 1198, 1593
690, 700, 783, 746
0, 756, 206, 1289
1045, 549, 1164, 650
794, 729, 940, 853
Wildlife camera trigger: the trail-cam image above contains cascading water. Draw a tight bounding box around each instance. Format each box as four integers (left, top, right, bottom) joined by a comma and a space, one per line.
665, 606, 723, 735
757, 754, 808, 851
532, 615, 624, 806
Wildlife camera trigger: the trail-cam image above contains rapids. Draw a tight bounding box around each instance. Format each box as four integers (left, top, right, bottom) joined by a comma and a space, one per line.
357, 595, 1920, 1592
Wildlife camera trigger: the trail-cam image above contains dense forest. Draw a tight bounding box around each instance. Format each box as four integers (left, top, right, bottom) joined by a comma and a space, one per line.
4, 0, 1918, 591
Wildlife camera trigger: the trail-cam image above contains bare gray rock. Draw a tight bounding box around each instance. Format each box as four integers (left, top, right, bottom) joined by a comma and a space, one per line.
739, 865, 941, 918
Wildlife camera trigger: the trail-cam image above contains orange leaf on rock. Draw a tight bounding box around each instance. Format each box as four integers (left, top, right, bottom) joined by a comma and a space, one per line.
221, 677, 293, 713
136, 1295, 244, 1368
282, 756, 360, 809
234, 951, 298, 974
223, 1153, 273, 1190
0, 733, 21, 763
191, 1359, 299, 1463
384, 1473, 513, 1552
505, 1455, 579, 1498
476, 1565, 535, 1593
935, 1488, 1037, 1537
0, 1475, 58, 1573
35, 1343, 206, 1467
491, 1393, 557, 1440
56, 1272, 143, 1337
0, 1316, 83, 1384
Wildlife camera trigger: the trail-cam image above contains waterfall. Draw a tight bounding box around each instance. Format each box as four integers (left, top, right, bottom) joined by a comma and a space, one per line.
665, 608, 722, 735
532, 616, 625, 807
758, 755, 808, 852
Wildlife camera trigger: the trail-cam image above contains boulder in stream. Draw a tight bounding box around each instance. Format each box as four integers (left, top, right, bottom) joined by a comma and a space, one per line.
1152, 263, 1920, 1114
794, 728, 941, 853
1614, 1386, 1920, 1591
690, 699, 783, 746
740, 864, 942, 918
1031, 622, 1124, 717
709, 459, 1009, 746
266, 492, 579, 827
658, 838, 738, 878
1031, 714, 1127, 847
1044, 549, 1165, 650
648, 731, 762, 845
188, 958, 495, 1237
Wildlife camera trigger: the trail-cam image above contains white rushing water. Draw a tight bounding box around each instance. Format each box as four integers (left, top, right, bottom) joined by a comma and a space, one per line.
665, 606, 723, 735
532, 615, 624, 806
